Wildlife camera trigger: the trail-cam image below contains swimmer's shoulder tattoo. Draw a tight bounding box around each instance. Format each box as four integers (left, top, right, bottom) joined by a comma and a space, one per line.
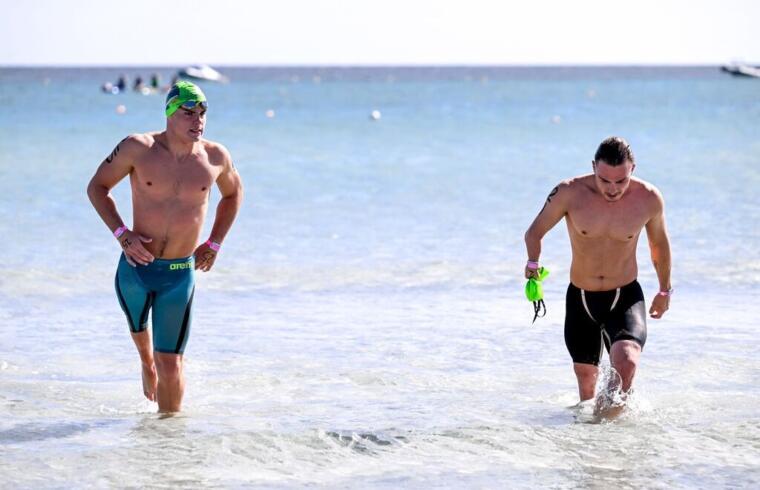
538, 186, 560, 215
105, 137, 128, 164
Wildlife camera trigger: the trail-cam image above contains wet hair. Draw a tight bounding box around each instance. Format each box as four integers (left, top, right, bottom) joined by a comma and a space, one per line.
594, 136, 634, 166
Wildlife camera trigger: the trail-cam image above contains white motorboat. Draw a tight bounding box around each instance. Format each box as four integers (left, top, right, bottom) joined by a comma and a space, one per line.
721, 63, 760, 78
178, 65, 229, 83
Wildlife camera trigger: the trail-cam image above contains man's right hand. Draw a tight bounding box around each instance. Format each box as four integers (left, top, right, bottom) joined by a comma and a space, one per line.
118, 230, 154, 266
525, 261, 540, 279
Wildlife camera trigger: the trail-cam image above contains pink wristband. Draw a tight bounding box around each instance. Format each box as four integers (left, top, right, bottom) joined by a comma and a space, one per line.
526, 260, 539, 270
113, 225, 128, 238
658, 288, 673, 297
205, 239, 221, 252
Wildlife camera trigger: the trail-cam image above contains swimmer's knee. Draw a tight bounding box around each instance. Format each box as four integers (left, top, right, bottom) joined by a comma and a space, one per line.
573, 362, 599, 379
611, 340, 641, 361
154, 353, 183, 380
611, 341, 640, 377
614, 357, 637, 378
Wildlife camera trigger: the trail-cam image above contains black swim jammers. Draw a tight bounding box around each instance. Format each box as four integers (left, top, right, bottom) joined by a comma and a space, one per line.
564, 280, 647, 366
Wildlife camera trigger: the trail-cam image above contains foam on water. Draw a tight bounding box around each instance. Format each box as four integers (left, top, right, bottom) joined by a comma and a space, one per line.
2, 287, 759, 487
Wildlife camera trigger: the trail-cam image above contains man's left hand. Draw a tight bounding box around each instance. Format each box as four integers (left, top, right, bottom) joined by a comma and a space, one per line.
649, 294, 670, 319
194, 242, 218, 272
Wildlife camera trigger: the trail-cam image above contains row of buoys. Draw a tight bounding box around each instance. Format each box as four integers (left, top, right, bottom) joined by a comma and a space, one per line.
113, 106, 563, 124
258, 109, 381, 120
114, 106, 383, 120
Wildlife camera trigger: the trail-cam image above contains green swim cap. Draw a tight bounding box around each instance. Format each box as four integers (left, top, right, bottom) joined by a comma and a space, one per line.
165, 80, 207, 117
525, 266, 550, 323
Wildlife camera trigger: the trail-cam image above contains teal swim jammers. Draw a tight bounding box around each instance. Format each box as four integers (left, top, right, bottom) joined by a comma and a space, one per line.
114, 254, 195, 354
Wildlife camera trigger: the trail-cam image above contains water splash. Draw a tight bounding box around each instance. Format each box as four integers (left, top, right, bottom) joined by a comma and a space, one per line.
593, 362, 626, 419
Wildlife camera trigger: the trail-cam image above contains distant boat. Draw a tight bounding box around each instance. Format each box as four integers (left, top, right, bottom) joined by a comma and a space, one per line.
721, 63, 760, 78
178, 65, 229, 83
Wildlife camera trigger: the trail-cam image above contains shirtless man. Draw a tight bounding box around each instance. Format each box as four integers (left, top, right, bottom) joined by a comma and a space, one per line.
524, 136, 671, 412
87, 81, 243, 412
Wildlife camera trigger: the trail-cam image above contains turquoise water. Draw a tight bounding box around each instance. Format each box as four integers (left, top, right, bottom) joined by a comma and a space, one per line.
1, 67, 759, 488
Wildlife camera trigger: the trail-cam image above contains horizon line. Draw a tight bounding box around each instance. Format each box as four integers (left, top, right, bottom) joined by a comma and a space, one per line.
0, 62, 737, 69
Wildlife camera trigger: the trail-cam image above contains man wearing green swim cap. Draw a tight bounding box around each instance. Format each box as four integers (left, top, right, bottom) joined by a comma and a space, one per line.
524, 136, 672, 418
87, 80, 244, 413
165, 80, 208, 118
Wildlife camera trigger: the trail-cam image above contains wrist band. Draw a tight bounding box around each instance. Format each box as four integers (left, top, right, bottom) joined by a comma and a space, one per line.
526, 260, 539, 270
113, 225, 128, 238
658, 288, 673, 297
205, 239, 221, 252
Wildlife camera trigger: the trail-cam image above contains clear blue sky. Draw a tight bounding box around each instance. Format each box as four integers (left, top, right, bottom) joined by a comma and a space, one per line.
2, 0, 758, 65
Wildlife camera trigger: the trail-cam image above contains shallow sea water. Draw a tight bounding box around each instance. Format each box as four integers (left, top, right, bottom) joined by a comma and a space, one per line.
1, 67, 759, 488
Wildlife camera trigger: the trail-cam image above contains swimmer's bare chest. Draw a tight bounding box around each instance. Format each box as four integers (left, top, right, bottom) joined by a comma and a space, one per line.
131, 150, 216, 202
129, 147, 219, 257
565, 190, 652, 289
567, 199, 649, 243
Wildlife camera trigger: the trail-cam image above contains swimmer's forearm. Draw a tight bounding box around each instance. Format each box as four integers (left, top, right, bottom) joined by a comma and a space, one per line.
207, 192, 243, 243
650, 241, 672, 290
524, 229, 542, 262
87, 182, 125, 233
